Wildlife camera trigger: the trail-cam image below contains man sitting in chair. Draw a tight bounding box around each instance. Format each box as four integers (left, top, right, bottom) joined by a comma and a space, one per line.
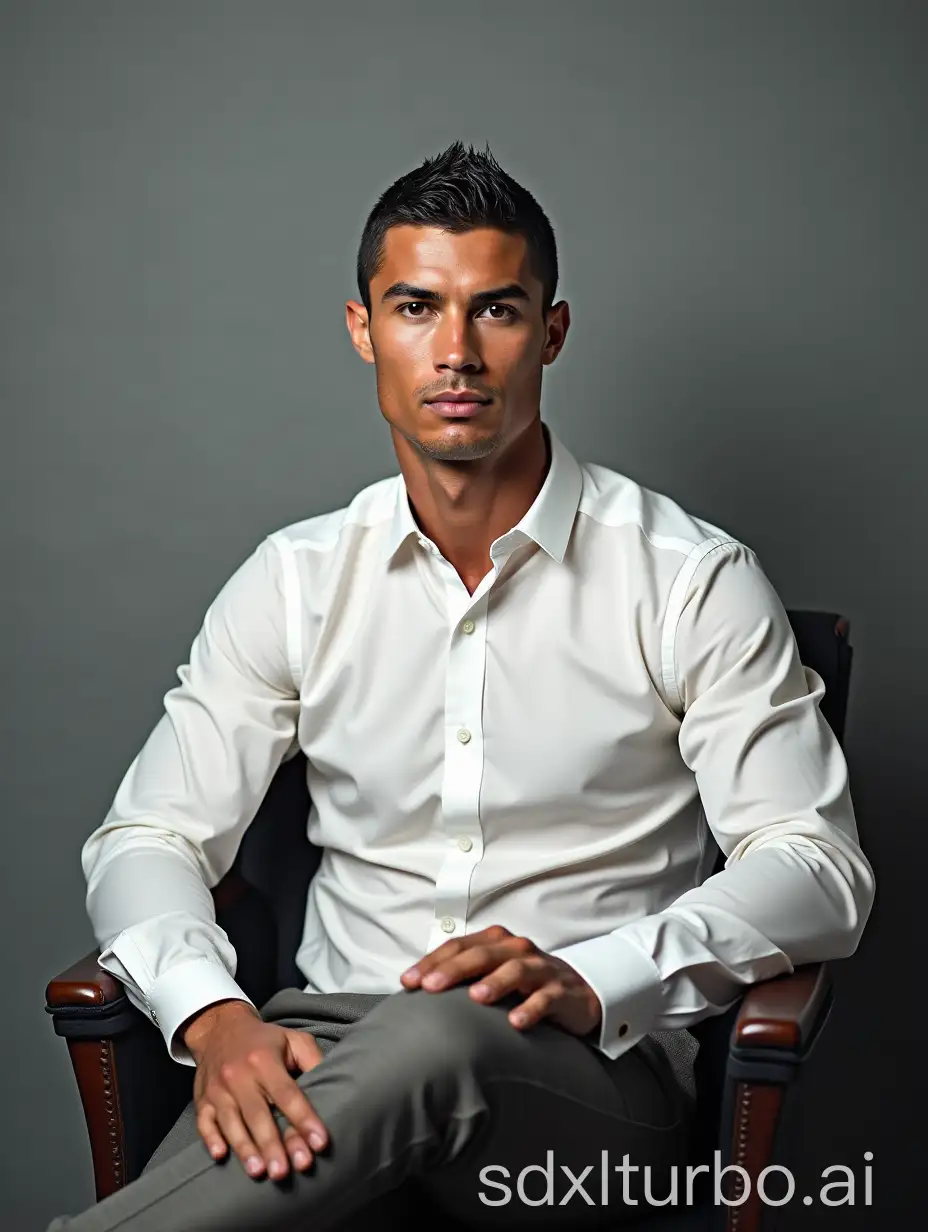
48, 141, 874, 1232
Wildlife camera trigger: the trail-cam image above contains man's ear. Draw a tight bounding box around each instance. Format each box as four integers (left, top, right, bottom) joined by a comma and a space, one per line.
541, 301, 570, 366
345, 300, 375, 365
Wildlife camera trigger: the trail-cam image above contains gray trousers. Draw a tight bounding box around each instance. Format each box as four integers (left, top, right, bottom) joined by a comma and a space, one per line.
47, 983, 693, 1231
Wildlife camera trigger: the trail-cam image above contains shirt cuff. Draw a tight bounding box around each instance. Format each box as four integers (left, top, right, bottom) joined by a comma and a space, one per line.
97, 932, 257, 1066
149, 958, 257, 1065
550, 931, 664, 1059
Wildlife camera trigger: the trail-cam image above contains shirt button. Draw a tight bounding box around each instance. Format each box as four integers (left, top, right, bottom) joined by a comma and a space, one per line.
618, 1023, 629, 1037
457, 728, 472, 744
461, 619, 475, 634
457, 836, 473, 852
440, 917, 456, 933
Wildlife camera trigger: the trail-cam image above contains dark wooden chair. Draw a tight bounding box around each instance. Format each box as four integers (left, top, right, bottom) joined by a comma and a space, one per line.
46, 610, 855, 1231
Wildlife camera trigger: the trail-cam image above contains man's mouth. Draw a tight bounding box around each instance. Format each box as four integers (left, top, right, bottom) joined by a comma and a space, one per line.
426, 399, 491, 418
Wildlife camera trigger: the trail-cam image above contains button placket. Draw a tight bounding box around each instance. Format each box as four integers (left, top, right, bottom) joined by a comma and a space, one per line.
433, 592, 489, 936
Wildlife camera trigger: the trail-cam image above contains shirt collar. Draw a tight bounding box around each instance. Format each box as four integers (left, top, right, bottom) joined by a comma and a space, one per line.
383, 422, 583, 566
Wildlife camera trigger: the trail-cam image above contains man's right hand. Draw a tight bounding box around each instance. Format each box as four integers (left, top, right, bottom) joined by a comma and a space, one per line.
181, 999, 328, 1180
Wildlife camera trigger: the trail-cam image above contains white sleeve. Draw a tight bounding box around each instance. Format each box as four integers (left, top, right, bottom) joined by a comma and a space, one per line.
552, 542, 875, 1059
83, 535, 300, 1064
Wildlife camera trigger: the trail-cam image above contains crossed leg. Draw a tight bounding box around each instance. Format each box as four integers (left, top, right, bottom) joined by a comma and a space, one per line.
46, 983, 691, 1231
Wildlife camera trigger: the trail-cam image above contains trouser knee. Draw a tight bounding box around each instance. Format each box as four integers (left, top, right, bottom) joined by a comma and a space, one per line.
342, 983, 543, 1085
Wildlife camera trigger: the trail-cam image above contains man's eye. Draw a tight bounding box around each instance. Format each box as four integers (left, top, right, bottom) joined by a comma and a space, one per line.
482, 304, 516, 320
398, 303, 516, 319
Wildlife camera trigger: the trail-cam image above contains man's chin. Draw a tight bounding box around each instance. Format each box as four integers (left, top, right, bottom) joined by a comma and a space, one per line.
413, 428, 502, 463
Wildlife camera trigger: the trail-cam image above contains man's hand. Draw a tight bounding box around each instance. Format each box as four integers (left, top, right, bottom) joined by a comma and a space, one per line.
400, 925, 602, 1039
181, 999, 329, 1181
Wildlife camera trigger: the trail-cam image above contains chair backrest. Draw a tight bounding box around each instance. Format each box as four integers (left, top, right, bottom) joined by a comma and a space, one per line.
231, 609, 854, 1005
232, 751, 316, 991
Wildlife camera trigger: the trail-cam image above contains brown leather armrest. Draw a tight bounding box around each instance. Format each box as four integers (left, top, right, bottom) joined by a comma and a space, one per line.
46, 948, 124, 1009
721, 964, 832, 1231
734, 962, 829, 1051
45, 870, 254, 1012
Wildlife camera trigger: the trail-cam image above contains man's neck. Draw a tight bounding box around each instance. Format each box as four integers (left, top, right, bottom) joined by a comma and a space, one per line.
394, 418, 550, 596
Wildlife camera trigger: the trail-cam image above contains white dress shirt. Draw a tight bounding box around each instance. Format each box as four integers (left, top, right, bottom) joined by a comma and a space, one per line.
84, 423, 874, 1067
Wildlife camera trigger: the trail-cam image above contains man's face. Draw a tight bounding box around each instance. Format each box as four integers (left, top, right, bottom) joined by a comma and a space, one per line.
347, 225, 568, 462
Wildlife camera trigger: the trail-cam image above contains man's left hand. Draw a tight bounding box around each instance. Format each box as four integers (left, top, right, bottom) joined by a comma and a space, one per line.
400, 925, 602, 1039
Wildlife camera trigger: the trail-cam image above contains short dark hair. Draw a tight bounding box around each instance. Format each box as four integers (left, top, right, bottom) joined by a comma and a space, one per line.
356, 140, 558, 317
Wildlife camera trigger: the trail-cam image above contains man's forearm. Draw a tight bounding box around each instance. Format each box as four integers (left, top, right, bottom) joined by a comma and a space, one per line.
85, 837, 256, 1064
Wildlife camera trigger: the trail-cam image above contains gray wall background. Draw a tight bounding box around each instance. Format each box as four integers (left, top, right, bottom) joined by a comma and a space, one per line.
2, 1, 925, 1227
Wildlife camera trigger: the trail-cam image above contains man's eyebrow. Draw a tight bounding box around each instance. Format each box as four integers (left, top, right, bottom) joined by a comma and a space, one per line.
380, 281, 530, 306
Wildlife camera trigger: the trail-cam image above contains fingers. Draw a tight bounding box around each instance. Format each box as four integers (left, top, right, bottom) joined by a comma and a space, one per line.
421, 941, 528, 990
484, 960, 603, 1037
403, 927, 535, 991
469, 954, 549, 1006
264, 1066, 328, 1153
199, 1092, 270, 1178
285, 1028, 325, 1079
201, 1049, 326, 1180
505, 981, 564, 1029
233, 1077, 299, 1178
281, 1124, 315, 1172
196, 1102, 229, 1164
401, 924, 514, 986
400, 929, 599, 1039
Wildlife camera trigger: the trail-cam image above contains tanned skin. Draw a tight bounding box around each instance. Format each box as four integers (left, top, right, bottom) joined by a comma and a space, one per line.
346, 224, 568, 594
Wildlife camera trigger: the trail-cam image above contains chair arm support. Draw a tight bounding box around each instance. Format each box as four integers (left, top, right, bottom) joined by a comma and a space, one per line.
43, 870, 278, 1197
45, 950, 140, 1041
726, 962, 833, 1087
46, 950, 124, 1009
44, 953, 187, 1200
718, 964, 834, 1232
734, 962, 831, 1055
